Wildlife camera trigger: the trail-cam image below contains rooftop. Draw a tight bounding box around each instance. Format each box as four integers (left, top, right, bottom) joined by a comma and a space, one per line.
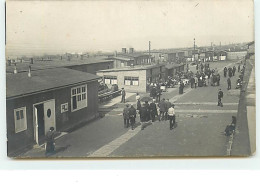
6, 68, 100, 99
117, 52, 150, 58
165, 63, 185, 69
6, 56, 113, 74
97, 63, 164, 72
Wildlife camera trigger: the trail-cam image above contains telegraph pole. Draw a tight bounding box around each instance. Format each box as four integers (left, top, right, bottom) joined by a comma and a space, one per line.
149, 41, 151, 64
193, 38, 196, 62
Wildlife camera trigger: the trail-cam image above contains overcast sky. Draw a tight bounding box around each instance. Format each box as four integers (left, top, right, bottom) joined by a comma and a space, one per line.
6, 0, 254, 56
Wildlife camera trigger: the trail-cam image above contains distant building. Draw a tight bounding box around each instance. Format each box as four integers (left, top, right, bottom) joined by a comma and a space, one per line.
164, 63, 185, 78
113, 51, 152, 68
6, 56, 114, 75
226, 51, 247, 60
96, 64, 165, 93
6, 68, 100, 156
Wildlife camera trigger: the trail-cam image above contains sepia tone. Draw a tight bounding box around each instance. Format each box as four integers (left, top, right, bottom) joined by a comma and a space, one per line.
5, 0, 255, 158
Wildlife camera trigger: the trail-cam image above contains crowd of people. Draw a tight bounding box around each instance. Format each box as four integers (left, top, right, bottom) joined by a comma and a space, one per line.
122, 97, 177, 131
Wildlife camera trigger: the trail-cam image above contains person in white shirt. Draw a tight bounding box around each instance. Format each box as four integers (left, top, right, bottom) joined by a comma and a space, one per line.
168, 104, 176, 130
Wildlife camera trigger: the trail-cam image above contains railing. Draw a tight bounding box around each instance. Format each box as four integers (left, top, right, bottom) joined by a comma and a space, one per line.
98, 90, 122, 103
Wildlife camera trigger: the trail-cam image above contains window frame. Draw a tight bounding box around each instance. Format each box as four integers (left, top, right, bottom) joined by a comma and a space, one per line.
71, 84, 88, 112
124, 76, 139, 86
104, 75, 118, 85
14, 107, 27, 133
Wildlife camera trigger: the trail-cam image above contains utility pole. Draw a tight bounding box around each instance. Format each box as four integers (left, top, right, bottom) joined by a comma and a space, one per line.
149, 41, 151, 64
193, 38, 196, 62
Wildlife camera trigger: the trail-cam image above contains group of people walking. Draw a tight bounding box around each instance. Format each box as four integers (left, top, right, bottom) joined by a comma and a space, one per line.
123, 97, 176, 131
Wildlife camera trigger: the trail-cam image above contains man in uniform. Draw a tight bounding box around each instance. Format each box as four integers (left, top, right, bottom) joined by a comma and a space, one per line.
165, 99, 172, 120
121, 88, 126, 103
149, 99, 157, 122
218, 89, 224, 107
227, 77, 231, 90
159, 98, 166, 121
129, 104, 137, 130
123, 104, 130, 128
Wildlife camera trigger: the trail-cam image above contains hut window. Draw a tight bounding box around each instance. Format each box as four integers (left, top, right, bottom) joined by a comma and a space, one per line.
71, 84, 87, 112
14, 107, 27, 133
124, 76, 139, 86
104, 76, 117, 84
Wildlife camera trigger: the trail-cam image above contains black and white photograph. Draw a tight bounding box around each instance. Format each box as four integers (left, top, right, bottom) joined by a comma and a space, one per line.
5, 0, 255, 158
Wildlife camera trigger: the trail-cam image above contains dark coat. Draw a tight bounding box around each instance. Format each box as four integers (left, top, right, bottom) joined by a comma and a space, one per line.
159, 100, 166, 112
137, 100, 141, 111
123, 107, 130, 119
129, 107, 136, 118
149, 102, 157, 114
218, 91, 224, 99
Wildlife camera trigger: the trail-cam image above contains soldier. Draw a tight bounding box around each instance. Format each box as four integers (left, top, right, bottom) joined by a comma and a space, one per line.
121, 88, 126, 103
149, 99, 157, 122
45, 127, 60, 157
217, 89, 224, 107
123, 104, 130, 128
129, 104, 136, 130
227, 77, 231, 90
224, 67, 227, 77
159, 98, 166, 121
165, 99, 172, 120
232, 66, 236, 76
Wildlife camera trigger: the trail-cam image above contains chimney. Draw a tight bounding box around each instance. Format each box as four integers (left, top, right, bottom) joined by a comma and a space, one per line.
14, 63, 17, 74
129, 48, 134, 53
28, 65, 31, 77
30, 58, 34, 64
114, 51, 117, 57
122, 48, 127, 53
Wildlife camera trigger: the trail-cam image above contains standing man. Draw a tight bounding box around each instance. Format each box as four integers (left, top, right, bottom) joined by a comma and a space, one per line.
156, 87, 161, 103
232, 66, 236, 76
149, 99, 157, 122
218, 89, 224, 107
159, 98, 166, 121
194, 76, 198, 88
123, 104, 130, 128
179, 81, 184, 94
190, 76, 195, 88
224, 67, 227, 77
144, 101, 150, 121
227, 77, 231, 90
121, 88, 126, 103
228, 67, 233, 78
165, 99, 172, 120
129, 104, 137, 130
139, 103, 147, 130
168, 104, 175, 130
238, 64, 241, 72
45, 127, 60, 157
216, 73, 220, 86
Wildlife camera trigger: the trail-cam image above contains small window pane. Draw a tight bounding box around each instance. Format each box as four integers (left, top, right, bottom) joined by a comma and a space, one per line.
82, 86, 86, 92
77, 88, 81, 94
20, 110, 24, 119
72, 89, 76, 95
16, 111, 20, 120
82, 93, 86, 100
77, 95, 81, 101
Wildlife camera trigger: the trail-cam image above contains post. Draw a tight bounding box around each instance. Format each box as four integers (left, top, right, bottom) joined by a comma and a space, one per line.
149, 41, 151, 64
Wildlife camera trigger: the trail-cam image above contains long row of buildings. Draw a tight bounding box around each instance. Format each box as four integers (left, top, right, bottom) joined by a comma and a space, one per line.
6, 43, 253, 156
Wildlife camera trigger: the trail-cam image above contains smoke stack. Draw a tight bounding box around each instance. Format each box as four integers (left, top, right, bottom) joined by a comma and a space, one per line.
114, 51, 117, 57
30, 58, 34, 64
122, 48, 127, 53
129, 48, 134, 53
28, 65, 31, 77
14, 63, 17, 74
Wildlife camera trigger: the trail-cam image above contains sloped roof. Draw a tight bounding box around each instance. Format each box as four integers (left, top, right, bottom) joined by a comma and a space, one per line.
6, 68, 100, 99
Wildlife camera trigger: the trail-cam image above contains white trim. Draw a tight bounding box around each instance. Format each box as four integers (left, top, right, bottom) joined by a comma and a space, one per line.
71, 84, 88, 112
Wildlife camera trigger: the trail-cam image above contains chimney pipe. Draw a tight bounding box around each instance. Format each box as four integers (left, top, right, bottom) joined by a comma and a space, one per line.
114, 51, 117, 57
30, 58, 34, 64
14, 63, 17, 74
28, 65, 31, 77
129, 48, 134, 53
122, 48, 127, 53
